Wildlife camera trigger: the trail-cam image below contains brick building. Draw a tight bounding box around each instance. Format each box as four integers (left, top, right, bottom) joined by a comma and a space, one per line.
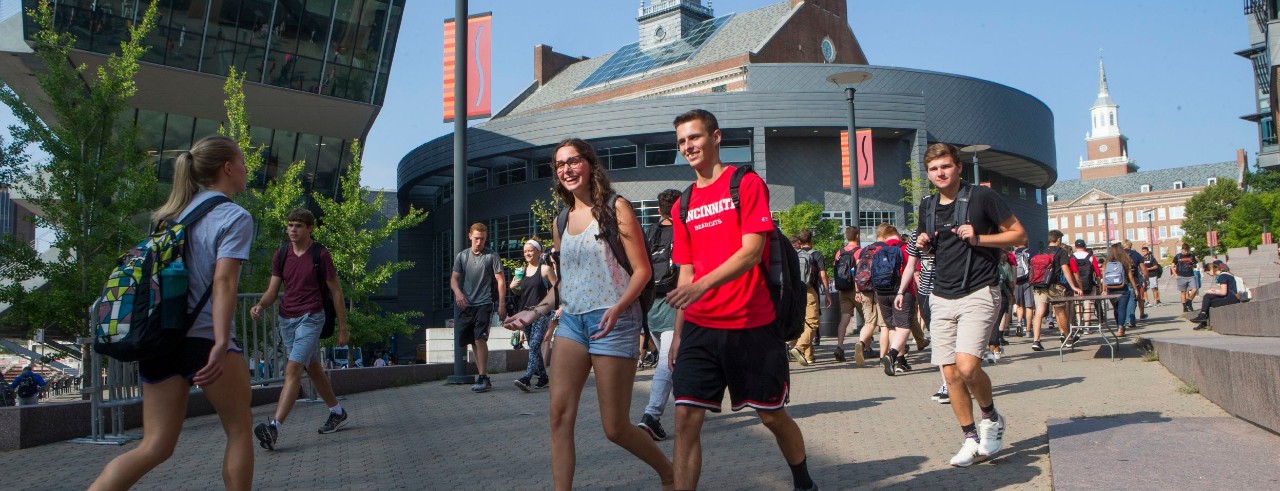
1046, 59, 1244, 258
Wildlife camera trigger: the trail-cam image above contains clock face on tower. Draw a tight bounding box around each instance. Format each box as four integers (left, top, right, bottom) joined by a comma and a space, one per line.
654, 26, 666, 42
1098, 144, 1109, 153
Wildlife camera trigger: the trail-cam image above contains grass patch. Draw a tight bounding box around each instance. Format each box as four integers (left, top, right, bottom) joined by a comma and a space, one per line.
1177, 382, 1200, 395
1142, 351, 1160, 362
1133, 336, 1157, 361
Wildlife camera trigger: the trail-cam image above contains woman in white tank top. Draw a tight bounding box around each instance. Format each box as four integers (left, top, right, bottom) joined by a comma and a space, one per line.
505, 138, 672, 490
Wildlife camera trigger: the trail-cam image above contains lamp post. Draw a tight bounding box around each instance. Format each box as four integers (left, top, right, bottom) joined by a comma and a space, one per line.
960, 144, 990, 184
447, 0, 474, 386
828, 71, 873, 234
1142, 209, 1155, 250
1092, 195, 1118, 244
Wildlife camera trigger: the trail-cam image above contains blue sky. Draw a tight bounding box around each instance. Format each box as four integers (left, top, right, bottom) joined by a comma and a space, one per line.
362, 0, 1254, 190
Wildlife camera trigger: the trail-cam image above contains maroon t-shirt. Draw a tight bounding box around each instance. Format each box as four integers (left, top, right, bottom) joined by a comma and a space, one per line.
273, 244, 337, 319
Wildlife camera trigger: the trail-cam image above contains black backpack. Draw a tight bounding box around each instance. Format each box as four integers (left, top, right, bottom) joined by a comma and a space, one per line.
677, 165, 805, 342
16, 374, 37, 398
833, 247, 858, 291
1074, 254, 1096, 290
645, 222, 678, 293
274, 242, 337, 339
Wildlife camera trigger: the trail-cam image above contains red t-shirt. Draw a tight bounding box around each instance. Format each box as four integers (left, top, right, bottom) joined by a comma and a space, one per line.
273, 244, 338, 319
672, 166, 775, 329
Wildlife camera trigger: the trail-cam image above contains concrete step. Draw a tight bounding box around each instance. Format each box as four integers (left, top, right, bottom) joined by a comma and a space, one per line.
1048, 416, 1280, 490
1152, 335, 1280, 433
1210, 296, 1280, 337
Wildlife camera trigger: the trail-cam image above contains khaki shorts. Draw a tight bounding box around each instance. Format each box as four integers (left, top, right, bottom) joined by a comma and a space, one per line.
838, 289, 859, 314
859, 291, 883, 329
929, 286, 1000, 366
1033, 284, 1068, 312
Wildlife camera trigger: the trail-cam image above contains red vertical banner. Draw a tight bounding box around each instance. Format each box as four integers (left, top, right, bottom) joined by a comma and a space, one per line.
840, 129, 875, 188
1263, 232, 1273, 244
1207, 230, 1219, 248
443, 13, 493, 123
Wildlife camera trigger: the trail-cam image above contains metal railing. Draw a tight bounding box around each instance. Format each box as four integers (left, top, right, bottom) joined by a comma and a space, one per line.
73, 293, 287, 445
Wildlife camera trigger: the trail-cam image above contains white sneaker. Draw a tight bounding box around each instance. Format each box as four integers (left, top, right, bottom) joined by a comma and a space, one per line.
949, 438, 982, 467
977, 415, 1006, 457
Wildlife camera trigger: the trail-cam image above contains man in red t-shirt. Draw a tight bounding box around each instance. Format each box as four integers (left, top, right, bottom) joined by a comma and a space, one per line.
666, 109, 816, 491
250, 208, 350, 450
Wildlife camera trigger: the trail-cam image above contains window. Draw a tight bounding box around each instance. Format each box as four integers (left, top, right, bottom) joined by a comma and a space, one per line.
1019, 187, 1027, 200
860, 211, 896, 232
1263, 115, 1277, 146
1137, 228, 1147, 241
1170, 225, 1185, 238
1046, 219, 1056, 230
1087, 232, 1096, 243
632, 199, 661, 227
645, 143, 683, 167
1059, 216, 1068, 229
1126, 229, 1134, 240
1109, 113, 1115, 125
534, 158, 553, 179
1125, 211, 1133, 223
1140, 184, 1150, 193
1046, 193, 1055, 203
467, 169, 489, 191
1172, 181, 1184, 190
1207, 177, 1217, 186
1036, 189, 1044, 204
486, 212, 540, 263
1169, 206, 1185, 220
493, 161, 528, 187
599, 145, 638, 170
823, 210, 853, 228
1159, 226, 1168, 239
1086, 214, 1095, 227
434, 229, 453, 310
1074, 215, 1083, 228
1157, 208, 1166, 220
1159, 247, 1168, 258
720, 139, 752, 163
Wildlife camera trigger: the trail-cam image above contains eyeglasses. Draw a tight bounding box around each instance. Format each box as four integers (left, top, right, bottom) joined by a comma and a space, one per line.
552, 156, 587, 171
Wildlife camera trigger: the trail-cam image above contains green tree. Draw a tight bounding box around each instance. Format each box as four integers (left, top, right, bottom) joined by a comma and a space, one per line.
898, 160, 929, 229
312, 140, 428, 347
1244, 165, 1280, 193
0, 1, 161, 336
776, 202, 843, 276
216, 67, 306, 292
1181, 178, 1243, 255
1222, 191, 1280, 249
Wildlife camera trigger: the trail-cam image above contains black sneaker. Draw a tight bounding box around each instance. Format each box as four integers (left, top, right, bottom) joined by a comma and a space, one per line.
896, 356, 912, 372
1188, 314, 1208, 323
1192, 322, 1208, 331
254, 422, 278, 450
318, 410, 348, 434
534, 377, 549, 389
833, 346, 846, 362
937, 392, 951, 404
514, 377, 531, 393
881, 354, 896, 377
637, 413, 668, 441
1140, 313, 1149, 320
1030, 341, 1045, 352
471, 375, 492, 393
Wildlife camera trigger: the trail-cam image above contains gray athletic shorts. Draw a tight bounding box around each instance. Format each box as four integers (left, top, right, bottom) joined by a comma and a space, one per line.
1176, 276, 1195, 292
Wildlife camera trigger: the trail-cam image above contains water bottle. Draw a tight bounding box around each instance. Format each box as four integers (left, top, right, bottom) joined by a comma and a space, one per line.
160, 261, 189, 329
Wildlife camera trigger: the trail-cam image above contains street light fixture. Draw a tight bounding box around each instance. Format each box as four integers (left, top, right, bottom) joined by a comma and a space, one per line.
1141, 208, 1155, 251
828, 71, 873, 235
1092, 195, 1119, 245
960, 144, 990, 184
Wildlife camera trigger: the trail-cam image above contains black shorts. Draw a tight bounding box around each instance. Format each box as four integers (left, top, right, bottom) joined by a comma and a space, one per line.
137, 337, 226, 385
876, 291, 916, 328
673, 321, 790, 412
458, 304, 493, 345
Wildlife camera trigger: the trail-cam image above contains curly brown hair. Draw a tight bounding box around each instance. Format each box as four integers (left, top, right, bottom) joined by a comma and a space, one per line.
552, 138, 626, 243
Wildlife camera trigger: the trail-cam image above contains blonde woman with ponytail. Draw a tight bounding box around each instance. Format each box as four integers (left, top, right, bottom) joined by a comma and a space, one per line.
91, 136, 256, 491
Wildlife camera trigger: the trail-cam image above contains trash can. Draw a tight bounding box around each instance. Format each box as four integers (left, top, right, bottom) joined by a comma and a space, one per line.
819, 290, 841, 338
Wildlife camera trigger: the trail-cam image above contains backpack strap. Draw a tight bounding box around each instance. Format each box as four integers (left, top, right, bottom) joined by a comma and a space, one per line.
311, 242, 329, 292
177, 195, 232, 330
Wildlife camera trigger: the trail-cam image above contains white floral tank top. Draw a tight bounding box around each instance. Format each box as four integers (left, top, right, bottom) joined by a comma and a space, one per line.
560, 220, 630, 314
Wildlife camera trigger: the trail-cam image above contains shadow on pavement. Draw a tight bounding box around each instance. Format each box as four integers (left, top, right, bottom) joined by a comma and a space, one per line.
1045, 410, 1172, 440
875, 435, 1047, 490
811, 455, 929, 489
991, 377, 1085, 396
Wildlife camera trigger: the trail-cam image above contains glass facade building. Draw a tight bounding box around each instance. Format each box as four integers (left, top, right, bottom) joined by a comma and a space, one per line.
25, 0, 403, 105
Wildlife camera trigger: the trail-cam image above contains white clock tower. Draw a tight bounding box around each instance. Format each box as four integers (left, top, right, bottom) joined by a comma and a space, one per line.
1080, 56, 1136, 180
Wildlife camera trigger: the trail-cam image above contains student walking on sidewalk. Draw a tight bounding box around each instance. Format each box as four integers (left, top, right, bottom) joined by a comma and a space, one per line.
908, 143, 1027, 467
504, 138, 672, 490
91, 136, 255, 491
249, 208, 351, 450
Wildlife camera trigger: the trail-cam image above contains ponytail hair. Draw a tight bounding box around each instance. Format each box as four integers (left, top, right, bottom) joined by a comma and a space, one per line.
153, 136, 241, 221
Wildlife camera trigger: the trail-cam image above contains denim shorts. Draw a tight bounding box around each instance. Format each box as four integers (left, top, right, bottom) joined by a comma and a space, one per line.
556, 304, 642, 359
279, 311, 324, 365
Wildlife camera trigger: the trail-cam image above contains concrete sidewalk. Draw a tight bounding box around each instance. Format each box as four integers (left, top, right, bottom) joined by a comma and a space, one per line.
2, 302, 1229, 490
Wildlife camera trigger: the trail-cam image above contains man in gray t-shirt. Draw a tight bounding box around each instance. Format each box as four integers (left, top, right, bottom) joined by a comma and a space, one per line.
450, 223, 506, 392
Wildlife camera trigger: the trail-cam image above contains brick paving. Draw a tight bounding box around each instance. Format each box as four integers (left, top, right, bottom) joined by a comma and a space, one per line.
3, 302, 1227, 490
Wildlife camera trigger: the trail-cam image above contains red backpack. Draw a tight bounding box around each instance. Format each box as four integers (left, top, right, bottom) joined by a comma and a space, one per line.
853, 242, 883, 292
1028, 248, 1057, 288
